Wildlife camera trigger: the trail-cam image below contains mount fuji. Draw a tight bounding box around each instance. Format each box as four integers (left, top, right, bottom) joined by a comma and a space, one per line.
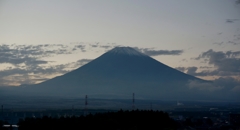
5, 47, 224, 100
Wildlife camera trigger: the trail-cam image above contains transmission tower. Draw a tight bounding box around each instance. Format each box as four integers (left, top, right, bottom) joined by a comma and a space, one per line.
132, 93, 135, 110
84, 95, 88, 116
72, 105, 74, 116
150, 102, 152, 110
1, 105, 3, 117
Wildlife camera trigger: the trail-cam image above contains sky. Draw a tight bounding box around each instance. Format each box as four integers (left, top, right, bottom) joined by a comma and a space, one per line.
0, 0, 240, 87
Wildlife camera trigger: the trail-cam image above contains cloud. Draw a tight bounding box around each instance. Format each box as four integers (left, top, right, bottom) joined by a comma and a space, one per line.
91, 45, 98, 48
205, 50, 240, 71
181, 59, 188, 62
0, 42, 109, 86
134, 47, 183, 56
0, 55, 47, 65
175, 66, 202, 76
187, 80, 222, 91
194, 49, 240, 76
0, 66, 68, 79
185, 66, 221, 77
214, 77, 240, 89
213, 42, 224, 46
75, 59, 92, 66
236, 0, 240, 4
100, 45, 112, 49
175, 65, 239, 77
0, 57, 92, 86
231, 86, 240, 92
0, 44, 75, 67
198, 70, 240, 77
187, 77, 240, 92
175, 66, 208, 76
73, 44, 86, 52
0, 43, 94, 86
213, 32, 240, 46
0, 73, 51, 86
214, 77, 240, 93
175, 67, 186, 72
199, 66, 213, 69
0, 44, 91, 86
186, 67, 198, 75
89, 42, 100, 48
226, 19, 239, 23
143, 49, 183, 56
187, 77, 240, 100
227, 41, 240, 45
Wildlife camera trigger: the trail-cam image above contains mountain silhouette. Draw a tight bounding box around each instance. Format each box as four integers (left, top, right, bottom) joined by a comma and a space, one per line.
1, 46, 223, 102
11, 46, 212, 100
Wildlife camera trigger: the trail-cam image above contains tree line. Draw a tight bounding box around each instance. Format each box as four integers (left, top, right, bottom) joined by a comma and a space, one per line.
17, 109, 177, 130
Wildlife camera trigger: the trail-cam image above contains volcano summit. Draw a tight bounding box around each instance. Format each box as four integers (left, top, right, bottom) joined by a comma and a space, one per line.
10, 47, 220, 100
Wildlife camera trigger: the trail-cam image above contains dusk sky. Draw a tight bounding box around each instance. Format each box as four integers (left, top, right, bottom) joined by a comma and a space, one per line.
0, 0, 240, 88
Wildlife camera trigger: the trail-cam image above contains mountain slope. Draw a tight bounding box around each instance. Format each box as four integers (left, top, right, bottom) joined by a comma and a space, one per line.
20, 47, 209, 100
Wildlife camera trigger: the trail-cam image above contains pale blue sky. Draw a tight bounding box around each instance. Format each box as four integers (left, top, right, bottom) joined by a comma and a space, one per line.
0, 0, 240, 86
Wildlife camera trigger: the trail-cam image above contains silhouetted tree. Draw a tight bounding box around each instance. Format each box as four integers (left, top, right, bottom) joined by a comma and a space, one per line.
0, 120, 9, 130
205, 118, 213, 126
184, 118, 193, 127
18, 110, 177, 130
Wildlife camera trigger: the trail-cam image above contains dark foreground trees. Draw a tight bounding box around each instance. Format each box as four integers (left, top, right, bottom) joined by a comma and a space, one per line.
18, 109, 177, 130
0, 120, 8, 130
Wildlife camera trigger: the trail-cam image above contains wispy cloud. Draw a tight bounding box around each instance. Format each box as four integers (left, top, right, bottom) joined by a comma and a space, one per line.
73, 44, 86, 52
213, 42, 224, 46
175, 66, 215, 76
175, 67, 186, 72
0, 58, 92, 86
188, 80, 222, 91
134, 47, 184, 56
236, 0, 240, 4
226, 19, 239, 23
187, 77, 240, 92
0, 42, 97, 86
143, 49, 183, 56
227, 41, 240, 45
0, 44, 75, 66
